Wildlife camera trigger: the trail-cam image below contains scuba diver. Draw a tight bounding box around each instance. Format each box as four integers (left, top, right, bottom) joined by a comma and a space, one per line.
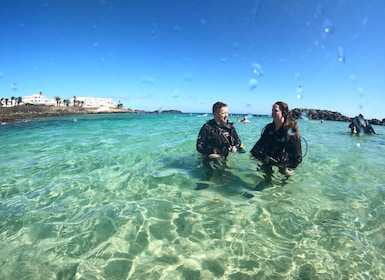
349, 114, 376, 135
250, 101, 302, 191
196, 101, 245, 180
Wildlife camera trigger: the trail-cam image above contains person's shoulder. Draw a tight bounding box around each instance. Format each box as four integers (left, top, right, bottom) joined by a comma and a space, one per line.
265, 122, 274, 129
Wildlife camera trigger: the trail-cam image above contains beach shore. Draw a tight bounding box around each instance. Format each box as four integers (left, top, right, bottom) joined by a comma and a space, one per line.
0, 106, 139, 123
0, 106, 186, 123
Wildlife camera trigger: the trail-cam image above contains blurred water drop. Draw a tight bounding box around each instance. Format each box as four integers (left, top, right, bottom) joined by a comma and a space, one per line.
288, 128, 295, 136
220, 58, 227, 63
252, 0, 262, 19
295, 73, 301, 80
140, 76, 155, 85
251, 63, 263, 76
296, 85, 303, 99
172, 88, 179, 98
301, 112, 309, 121
233, 42, 240, 52
11, 83, 18, 90
315, 4, 324, 18
248, 79, 258, 91
338, 47, 345, 63
362, 15, 369, 26
322, 19, 334, 34
350, 74, 357, 83
357, 87, 364, 98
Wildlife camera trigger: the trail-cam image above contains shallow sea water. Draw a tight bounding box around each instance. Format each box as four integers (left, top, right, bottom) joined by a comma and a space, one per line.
1, 113, 385, 279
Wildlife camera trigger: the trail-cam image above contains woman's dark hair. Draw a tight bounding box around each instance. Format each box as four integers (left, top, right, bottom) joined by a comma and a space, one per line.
275, 101, 300, 141
212, 101, 227, 114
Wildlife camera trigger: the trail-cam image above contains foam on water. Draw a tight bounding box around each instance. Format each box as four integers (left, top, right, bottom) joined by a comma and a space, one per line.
1, 113, 385, 279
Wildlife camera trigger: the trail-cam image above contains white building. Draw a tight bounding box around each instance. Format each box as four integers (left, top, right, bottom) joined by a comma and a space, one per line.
22, 92, 56, 106
71, 97, 116, 108
20, 92, 117, 108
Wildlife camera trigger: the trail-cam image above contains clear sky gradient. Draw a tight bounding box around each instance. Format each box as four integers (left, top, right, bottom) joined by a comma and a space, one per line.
1, 0, 384, 119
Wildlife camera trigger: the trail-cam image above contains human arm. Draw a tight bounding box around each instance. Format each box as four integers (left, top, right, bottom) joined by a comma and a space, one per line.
286, 136, 302, 169
197, 123, 222, 158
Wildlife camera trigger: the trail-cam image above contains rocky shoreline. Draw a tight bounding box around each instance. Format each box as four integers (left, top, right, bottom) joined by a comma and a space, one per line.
0, 106, 182, 123
290, 108, 384, 126
1, 106, 384, 126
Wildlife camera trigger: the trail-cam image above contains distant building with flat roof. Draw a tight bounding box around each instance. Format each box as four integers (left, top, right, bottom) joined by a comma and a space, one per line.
22, 92, 56, 106
20, 92, 116, 108
71, 96, 116, 108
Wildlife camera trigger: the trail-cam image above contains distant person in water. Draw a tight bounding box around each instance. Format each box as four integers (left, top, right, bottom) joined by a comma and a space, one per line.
240, 115, 250, 123
364, 120, 376, 134
197, 101, 244, 180
349, 114, 375, 135
250, 101, 302, 190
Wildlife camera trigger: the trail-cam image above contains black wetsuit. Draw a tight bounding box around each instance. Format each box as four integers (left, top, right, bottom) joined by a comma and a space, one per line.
250, 122, 302, 169
196, 119, 241, 159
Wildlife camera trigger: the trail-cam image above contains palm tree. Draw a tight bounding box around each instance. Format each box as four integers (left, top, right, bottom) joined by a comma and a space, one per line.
55, 96, 61, 106
117, 100, 123, 109
11, 96, 15, 106
17, 96, 22, 105
73, 96, 77, 107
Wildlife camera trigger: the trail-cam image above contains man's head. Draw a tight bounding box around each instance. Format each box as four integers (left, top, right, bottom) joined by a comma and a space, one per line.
212, 101, 229, 124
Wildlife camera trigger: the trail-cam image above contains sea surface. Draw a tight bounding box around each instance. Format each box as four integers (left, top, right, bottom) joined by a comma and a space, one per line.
1, 113, 385, 279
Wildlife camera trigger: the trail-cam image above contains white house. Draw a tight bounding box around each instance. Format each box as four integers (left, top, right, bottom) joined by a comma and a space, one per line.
22, 92, 56, 106
71, 97, 116, 108
20, 92, 117, 108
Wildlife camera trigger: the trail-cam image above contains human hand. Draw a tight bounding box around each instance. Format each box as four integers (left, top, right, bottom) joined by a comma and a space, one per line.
208, 153, 221, 159
284, 168, 295, 176
230, 146, 237, 153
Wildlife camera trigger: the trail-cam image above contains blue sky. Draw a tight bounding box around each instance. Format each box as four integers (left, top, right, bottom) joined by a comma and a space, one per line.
1, 0, 384, 119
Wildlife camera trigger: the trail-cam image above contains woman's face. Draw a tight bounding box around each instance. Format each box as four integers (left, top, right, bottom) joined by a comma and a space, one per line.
272, 104, 283, 121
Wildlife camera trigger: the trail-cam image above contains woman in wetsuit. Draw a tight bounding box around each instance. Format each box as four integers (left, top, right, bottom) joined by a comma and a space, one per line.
250, 101, 302, 189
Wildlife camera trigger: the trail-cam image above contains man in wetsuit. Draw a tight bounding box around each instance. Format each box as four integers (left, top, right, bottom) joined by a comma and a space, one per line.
196, 101, 243, 179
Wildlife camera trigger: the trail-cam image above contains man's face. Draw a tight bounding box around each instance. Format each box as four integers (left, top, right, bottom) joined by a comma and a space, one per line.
214, 106, 229, 124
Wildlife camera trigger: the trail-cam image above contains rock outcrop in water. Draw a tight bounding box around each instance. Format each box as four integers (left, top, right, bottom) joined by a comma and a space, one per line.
290, 108, 384, 125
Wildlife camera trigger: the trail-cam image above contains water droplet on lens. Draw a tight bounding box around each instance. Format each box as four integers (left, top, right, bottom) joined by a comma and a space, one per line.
251, 63, 263, 76
248, 79, 258, 91
301, 112, 309, 121
288, 128, 295, 136
296, 85, 303, 99
338, 47, 345, 63
322, 19, 334, 34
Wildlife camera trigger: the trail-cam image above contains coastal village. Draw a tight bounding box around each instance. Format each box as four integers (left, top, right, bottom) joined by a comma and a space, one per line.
0, 92, 182, 123
0, 91, 119, 109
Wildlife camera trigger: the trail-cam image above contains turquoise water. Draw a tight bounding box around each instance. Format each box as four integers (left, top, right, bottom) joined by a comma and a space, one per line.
1, 113, 385, 279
